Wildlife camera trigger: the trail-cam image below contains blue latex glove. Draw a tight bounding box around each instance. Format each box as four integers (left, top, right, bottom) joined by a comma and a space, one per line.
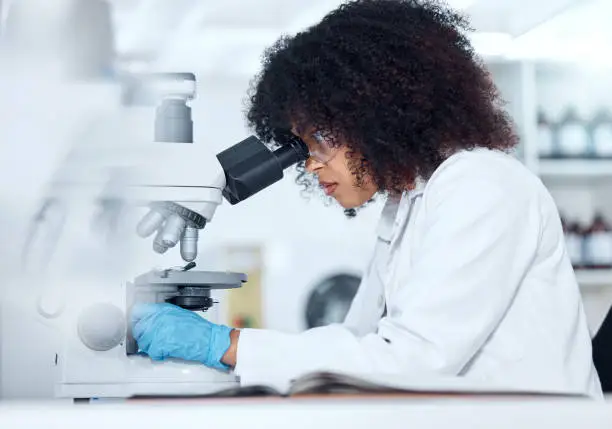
131, 303, 232, 371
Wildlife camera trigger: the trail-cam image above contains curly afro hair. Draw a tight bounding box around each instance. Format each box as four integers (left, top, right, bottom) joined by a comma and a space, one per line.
246, 0, 518, 200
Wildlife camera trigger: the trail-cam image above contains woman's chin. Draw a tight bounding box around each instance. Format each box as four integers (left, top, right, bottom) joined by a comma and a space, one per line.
331, 187, 377, 209
334, 195, 363, 210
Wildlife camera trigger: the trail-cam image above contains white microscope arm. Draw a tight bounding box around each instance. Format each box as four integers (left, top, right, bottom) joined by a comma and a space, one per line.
117, 72, 308, 263
131, 134, 308, 262
127, 140, 227, 262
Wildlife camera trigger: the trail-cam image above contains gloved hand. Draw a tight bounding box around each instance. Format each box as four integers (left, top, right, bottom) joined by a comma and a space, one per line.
131, 303, 233, 371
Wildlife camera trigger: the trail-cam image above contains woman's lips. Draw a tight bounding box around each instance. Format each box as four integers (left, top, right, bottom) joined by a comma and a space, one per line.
321, 182, 338, 196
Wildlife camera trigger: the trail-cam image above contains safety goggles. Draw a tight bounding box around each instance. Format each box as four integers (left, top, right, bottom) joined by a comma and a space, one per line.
307, 131, 340, 164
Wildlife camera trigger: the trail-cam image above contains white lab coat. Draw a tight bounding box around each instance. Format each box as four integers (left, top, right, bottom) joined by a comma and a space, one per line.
234, 148, 603, 398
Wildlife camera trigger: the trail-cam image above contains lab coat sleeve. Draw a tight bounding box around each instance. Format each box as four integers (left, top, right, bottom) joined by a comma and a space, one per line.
233, 165, 540, 386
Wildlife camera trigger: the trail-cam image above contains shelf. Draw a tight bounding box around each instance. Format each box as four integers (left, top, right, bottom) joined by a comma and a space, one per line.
538, 159, 612, 179
576, 269, 612, 289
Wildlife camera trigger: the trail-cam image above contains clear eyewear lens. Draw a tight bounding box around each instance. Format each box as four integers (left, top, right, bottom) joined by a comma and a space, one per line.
310, 131, 337, 164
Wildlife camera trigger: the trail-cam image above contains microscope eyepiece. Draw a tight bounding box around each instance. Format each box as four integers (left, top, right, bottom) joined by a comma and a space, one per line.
217, 135, 309, 205
273, 138, 309, 169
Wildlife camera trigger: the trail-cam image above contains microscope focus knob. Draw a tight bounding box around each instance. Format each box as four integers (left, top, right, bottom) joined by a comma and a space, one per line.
77, 303, 126, 351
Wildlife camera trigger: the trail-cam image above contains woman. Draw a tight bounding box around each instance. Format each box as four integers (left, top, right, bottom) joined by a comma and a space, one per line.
131, 0, 602, 397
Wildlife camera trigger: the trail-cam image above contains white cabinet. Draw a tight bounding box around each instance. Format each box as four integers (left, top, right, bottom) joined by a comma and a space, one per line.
488, 59, 612, 296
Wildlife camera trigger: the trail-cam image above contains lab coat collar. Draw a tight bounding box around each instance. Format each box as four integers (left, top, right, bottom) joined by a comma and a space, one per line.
376, 194, 400, 242
376, 177, 426, 242
409, 177, 427, 199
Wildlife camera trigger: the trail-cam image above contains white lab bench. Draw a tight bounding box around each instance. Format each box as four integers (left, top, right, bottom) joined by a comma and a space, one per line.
1, 396, 611, 429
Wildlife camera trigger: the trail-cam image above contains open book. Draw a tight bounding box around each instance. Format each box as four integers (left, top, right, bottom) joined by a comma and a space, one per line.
133, 371, 588, 399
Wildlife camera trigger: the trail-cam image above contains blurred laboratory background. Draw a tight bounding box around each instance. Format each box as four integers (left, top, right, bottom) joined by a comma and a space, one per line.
0, 0, 611, 399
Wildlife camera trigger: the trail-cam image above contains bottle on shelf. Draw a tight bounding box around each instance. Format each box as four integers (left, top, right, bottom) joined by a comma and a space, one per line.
563, 216, 585, 269
537, 109, 556, 159
583, 213, 612, 269
591, 109, 612, 159
556, 107, 591, 159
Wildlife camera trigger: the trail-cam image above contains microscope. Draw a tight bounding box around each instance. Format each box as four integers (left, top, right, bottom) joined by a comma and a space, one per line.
48, 72, 308, 399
